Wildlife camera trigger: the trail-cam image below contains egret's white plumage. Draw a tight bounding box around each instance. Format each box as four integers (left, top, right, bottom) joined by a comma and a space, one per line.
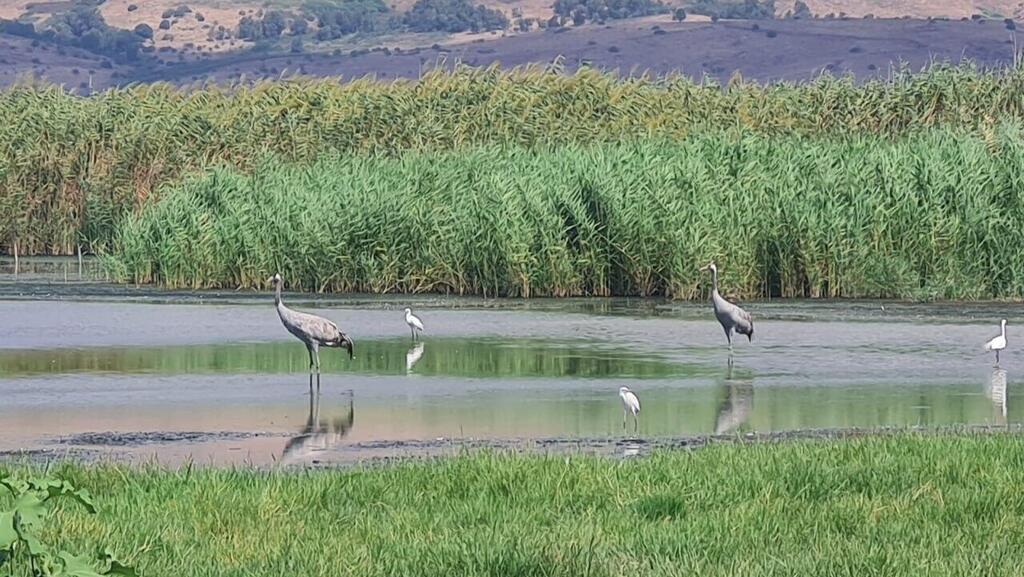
619, 386, 640, 433
984, 319, 1008, 364
405, 307, 424, 341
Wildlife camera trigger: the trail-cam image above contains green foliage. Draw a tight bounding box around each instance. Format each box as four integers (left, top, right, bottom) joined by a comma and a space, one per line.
238, 9, 292, 41
106, 131, 1024, 300
303, 0, 391, 39
0, 473, 136, 577
687, 0, 775, 20
41, 6, 145, 62
7, 64, 1024, 259
403, 0, 509, 33
9, 434, 1024, 576
553, 0, 668, 24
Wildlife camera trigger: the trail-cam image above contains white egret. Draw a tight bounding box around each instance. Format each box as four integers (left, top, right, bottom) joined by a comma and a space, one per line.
984, 319, 1007, 365
270, 273, 353, 393
700, 261, 754, 351
405, 307, 424, 341
619, 386, 640, 433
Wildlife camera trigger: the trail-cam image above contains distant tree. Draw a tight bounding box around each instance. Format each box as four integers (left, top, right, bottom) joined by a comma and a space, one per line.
290, 36, 304, 52
290, 16, 309, 35
791, 1, 811, 19
1006, 18, 1016, 30
159, 19, 171, 30
127, 4, 137, 11
161, 9, 174, 19
195, 12, 205, 22
672, 7, 686, 21
133, 23, 153, 39
572, 9, 586, 25
404, 0, 508, 33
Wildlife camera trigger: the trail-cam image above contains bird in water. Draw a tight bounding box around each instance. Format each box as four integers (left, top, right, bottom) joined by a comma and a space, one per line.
619, 386, 641, 433
984, 319, 1008, 365
269, 273, 353, 393
700, 261, 754, 351
405, 307, 424, 341
280, 390, 354, 465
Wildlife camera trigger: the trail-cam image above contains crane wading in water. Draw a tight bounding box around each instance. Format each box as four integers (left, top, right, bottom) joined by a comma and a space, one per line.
984, 319, 1008, 365
619, 386, 640, 433
405, 307, 424, 341
700, 261, 754, 351
269, 273, 354, 392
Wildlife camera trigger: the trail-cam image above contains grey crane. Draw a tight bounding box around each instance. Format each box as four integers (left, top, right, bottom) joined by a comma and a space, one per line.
269, 273, 353, 393
700, 261, 754, 351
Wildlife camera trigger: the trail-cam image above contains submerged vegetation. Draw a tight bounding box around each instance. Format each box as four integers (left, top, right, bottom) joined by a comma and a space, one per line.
109, 132, 1024, 299
6, 434, 1024, 576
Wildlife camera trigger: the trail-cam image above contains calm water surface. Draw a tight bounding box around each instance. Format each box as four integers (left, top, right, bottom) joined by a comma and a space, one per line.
0, 258, 1018, 465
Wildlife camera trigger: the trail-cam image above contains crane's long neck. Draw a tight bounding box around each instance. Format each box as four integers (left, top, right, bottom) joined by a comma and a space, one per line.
274, 281, 284, 310
710, 267, 719, 295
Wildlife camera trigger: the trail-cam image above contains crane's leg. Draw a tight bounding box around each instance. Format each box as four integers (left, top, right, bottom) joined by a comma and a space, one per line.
623, 410, 627, 431
996, 350, 1000, 365
725, 327, 733, 352
307, 345, 315, 394
314, 345, 321, 394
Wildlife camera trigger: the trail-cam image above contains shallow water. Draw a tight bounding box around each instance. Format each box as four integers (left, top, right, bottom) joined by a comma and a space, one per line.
0, 258, 1019, 465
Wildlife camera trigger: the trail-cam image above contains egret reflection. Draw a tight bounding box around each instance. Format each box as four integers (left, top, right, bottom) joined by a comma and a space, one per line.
280, 391, 354, 464
714, 361, 754, 435
986, 367, 1008, 424
406, 342, 425, 373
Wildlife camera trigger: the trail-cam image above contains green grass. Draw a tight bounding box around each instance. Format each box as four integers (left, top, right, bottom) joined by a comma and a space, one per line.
5, 434, 1024, 576
107, 129, 1024, 299
5, 63, 1024, 256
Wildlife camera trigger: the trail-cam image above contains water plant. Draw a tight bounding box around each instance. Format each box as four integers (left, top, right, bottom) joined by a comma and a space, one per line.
4, 63, 1024, 255
106, 128, 1024, 300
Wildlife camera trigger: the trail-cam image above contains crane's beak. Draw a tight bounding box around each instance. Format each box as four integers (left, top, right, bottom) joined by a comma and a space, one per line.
341, 335, 354, 360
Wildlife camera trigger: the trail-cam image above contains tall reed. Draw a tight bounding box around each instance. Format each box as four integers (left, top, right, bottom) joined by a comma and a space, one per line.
4, 63, 1024, 255
106, 128, 1024, 300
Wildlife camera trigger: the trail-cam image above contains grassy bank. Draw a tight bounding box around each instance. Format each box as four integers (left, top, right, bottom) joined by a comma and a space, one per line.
4, 434, 1023, 576
108, 131, 1024, 299
4, 64, 1024, 255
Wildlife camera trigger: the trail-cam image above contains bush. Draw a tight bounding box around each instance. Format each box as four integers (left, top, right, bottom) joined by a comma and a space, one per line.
404, 0, 508, 32
127, 4, 137, 11
305, 0, 390, 39
689, 0, 774, 20
672, 7, 686, 21
1006, 18, 1016, 30
34, 6, 145, 62
133, 23, 153, 39
159, 19, 171, 30
554, 0, 667, 23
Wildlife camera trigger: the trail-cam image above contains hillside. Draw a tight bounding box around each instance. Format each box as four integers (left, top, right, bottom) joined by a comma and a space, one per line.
0, 0, 1021, 91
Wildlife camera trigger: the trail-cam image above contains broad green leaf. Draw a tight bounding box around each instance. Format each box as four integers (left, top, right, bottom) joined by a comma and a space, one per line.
0, 511, 16, 549
13, 493, 46, 530
57, 552, 106, 577
43, 481, 97, 514
22, 531, 48, 557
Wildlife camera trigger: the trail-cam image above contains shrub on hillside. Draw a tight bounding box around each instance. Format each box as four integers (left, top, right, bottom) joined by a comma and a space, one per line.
404, 0, 508, 32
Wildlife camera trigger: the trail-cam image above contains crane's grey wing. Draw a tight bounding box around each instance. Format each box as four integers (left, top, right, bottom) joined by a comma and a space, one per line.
283, 309, 342, 343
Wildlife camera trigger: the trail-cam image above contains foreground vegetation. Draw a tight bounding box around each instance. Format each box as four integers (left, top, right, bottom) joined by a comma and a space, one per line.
4, 65, 1024, 257
4, 434, 1023, 576
108, 130, 1024, 299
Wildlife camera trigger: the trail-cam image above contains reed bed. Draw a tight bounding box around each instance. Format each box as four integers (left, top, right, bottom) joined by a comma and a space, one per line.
106, 128, 1024, 299
4, 63, 1024, 255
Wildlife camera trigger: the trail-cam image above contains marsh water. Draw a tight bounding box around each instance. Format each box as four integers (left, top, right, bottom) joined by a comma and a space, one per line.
0, 257, 1019, 465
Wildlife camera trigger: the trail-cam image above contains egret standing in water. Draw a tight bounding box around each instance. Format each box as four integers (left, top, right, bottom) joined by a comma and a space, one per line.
270, 273, 354, 393
700, 261, 754, 351
984, 319, 1008, 365
405, 307, 424, 341
619, 386, 641, 433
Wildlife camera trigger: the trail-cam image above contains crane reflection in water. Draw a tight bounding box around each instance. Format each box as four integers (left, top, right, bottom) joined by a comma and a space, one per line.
714, 359, 755, 436
280, 390, 355, 465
